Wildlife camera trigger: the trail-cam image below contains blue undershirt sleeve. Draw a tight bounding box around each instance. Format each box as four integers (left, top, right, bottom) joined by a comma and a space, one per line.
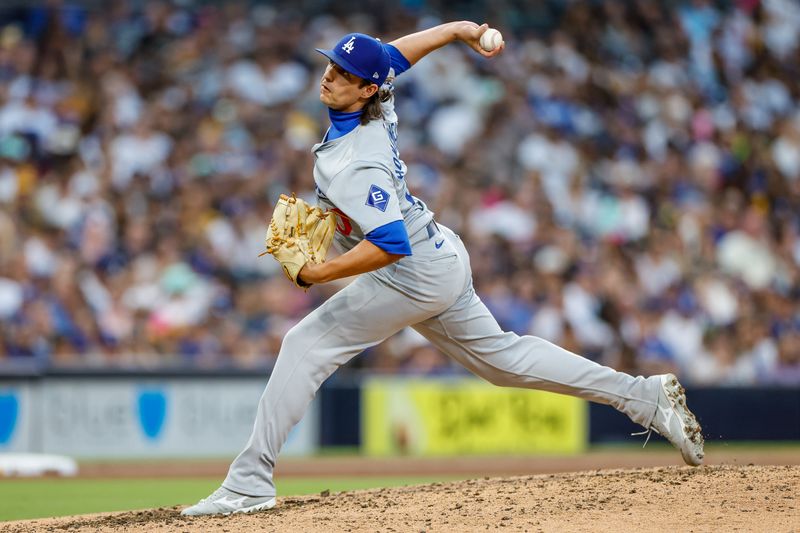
365, 220, 412, 255
383, 43, 411, 77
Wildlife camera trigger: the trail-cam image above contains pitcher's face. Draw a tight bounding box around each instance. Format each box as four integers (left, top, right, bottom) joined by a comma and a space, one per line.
319, 61, 377, 113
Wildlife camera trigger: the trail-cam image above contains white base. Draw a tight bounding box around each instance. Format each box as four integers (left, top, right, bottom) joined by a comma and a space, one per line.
0, 453, 78, 477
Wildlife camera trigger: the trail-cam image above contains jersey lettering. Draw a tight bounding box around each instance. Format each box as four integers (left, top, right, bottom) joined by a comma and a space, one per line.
332, 208, 353, 235
386, 122, 416, 206
386, 123, 405, 181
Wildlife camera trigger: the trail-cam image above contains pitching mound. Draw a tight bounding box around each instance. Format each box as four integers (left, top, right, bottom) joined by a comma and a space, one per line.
3, 465, 798, 532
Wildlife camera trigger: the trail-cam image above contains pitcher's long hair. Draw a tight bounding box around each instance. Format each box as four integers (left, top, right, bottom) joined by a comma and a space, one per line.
360, 81, 392, 125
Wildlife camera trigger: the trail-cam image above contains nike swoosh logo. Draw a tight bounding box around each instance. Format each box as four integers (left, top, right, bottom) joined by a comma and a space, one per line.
434, 239, 444, 249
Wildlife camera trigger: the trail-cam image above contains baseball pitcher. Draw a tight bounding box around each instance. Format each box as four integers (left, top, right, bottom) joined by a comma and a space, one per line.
182, 21, 704, 517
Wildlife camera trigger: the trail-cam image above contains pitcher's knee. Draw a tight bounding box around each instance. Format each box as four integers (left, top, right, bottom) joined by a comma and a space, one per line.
277, 319, 339, 366
280, 322, 313, 354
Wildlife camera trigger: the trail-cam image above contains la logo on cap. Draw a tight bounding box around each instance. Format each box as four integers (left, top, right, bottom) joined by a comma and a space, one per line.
342, 36, 356, 54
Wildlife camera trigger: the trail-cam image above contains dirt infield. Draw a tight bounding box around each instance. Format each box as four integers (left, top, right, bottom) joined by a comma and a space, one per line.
3, 464, 799, 532
75, 446, 800, 478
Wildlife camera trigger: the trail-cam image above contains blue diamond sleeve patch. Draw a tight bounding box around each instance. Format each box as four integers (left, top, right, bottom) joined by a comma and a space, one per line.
366, 184, 390, 212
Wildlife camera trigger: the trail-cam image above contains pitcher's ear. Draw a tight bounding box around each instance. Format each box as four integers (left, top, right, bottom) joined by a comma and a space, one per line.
362, 83, 379, 99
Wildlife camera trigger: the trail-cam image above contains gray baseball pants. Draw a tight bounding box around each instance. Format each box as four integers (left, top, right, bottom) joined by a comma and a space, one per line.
223, 224, 661, 497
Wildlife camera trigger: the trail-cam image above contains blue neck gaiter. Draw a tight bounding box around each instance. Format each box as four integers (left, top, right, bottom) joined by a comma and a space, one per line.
326, 108, 362, 141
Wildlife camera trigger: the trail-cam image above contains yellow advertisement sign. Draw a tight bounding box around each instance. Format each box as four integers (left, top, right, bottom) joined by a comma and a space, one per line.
363, 378, 587, 456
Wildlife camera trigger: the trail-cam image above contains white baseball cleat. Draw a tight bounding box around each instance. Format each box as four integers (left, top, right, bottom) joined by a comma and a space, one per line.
181, 486, 276, 516
641, 374, 705, 466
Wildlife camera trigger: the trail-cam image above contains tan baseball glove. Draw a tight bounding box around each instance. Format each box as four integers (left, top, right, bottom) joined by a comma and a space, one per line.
260, 193, 337, 288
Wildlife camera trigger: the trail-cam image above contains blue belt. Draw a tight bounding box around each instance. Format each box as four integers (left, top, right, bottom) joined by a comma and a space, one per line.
425, 220, 440, 239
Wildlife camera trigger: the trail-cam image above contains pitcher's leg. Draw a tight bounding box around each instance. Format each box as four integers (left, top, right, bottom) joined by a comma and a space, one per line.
413, 287, 661, 427
223, 311, 355, 496
223, 273, 453, 496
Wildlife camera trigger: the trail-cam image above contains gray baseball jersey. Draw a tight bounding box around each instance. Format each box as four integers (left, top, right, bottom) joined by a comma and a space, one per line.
223, 51, 665, 498
313, 93, 431, 255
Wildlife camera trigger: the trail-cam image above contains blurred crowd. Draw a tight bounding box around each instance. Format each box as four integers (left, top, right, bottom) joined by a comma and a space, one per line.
0, 0, 798, 385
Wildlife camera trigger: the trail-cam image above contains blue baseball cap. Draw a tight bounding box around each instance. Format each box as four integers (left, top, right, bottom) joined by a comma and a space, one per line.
316, 33, 391, 87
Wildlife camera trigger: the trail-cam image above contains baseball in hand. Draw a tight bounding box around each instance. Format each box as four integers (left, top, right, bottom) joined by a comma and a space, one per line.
479, 28, 503, 52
